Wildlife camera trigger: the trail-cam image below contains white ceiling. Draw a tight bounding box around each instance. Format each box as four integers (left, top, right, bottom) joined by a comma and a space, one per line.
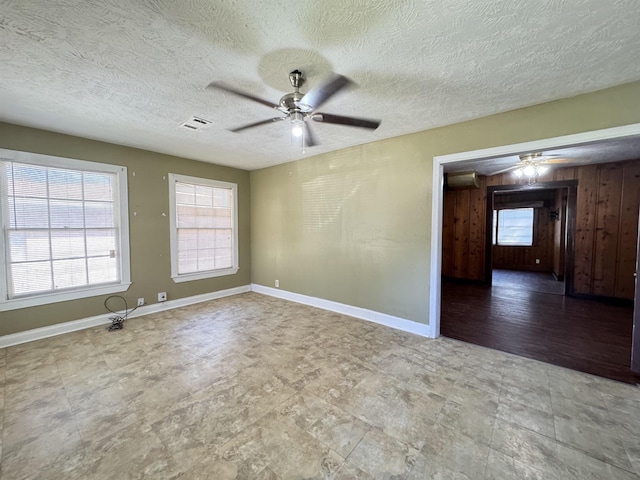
1, 1, 640, 171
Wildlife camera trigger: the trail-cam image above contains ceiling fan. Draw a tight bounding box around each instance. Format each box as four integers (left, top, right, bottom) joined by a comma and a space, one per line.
207, 70, 381, 147
490, 152, 571, 179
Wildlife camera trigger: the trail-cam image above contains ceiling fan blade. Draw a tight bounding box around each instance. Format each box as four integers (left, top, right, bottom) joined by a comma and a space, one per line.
488, 165, 521, 176
207, 81, 279, 109
298, 74, 353, 111
304, 122, 317, 147
311, 113, 380, 130
230, 116, 286, 132
546, 158, 573, 164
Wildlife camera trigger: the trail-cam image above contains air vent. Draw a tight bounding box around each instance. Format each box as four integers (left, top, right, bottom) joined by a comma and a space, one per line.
179, 116, 212, 131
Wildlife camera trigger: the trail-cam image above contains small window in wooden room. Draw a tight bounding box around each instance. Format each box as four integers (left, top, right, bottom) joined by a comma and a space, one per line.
492, 208, 534, 246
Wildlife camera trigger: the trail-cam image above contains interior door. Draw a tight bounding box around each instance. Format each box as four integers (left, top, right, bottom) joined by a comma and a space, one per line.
632, 207, 640, 374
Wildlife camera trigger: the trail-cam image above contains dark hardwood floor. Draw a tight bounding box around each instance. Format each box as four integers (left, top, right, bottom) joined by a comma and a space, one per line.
441, 271, 638, 384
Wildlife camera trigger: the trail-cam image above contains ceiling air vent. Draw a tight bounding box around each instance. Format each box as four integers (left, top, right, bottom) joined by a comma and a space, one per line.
179, 116, 212, 131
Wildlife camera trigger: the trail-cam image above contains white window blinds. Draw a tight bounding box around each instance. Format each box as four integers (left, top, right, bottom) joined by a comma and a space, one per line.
169, 174, 238, 282
493, 208, 534, 246
1, 160, 120, 298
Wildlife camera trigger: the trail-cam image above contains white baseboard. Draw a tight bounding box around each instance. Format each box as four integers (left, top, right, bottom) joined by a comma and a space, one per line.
251, 284, 432, 338
0, 285, 251, 349
0, 283, 431, 348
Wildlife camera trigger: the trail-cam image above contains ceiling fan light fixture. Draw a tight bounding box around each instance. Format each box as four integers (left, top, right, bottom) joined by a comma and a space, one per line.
512, 152, 551, 182
290, 111, 304, 137
291, 122, 303, 137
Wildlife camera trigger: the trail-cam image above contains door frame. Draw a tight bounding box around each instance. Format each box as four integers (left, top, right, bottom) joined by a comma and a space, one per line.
632, 206, 640, 374
429, 123, 640, 339
484, 181, 578, 295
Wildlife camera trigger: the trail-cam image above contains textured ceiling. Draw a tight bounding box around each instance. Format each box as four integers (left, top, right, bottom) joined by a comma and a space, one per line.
445, 134, 640, 175
1, 1, 640, 170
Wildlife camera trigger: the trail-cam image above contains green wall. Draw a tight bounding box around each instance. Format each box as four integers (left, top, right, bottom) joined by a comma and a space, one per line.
2, 80, 640, 337
0, 123, 251, 336
250, 81, 640, 326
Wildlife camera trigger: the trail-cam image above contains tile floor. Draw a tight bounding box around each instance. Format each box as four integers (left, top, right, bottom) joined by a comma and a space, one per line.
1, 292, 639, 479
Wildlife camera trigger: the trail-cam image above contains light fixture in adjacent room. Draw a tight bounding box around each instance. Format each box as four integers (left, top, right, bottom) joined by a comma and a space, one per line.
513, 152, 549, 182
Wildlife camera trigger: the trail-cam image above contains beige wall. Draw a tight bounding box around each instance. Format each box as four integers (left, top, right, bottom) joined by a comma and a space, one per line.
251, 81, 640, 326
0, 123, 251, 336
2, 81, 640, 337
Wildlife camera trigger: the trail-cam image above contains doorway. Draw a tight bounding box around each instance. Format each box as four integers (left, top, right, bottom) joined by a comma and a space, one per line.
430, 124, 640, 383
485, 182, 577, 297
440, 177, 638, 383
430, 123, 640, 338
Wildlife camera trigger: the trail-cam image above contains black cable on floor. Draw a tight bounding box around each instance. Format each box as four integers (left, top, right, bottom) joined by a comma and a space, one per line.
104, 295, 139, 331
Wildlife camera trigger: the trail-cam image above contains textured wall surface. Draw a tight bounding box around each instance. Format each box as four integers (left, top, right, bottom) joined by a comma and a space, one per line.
1, 1, 640, 169
251, 81, 640, 326
0, 123, 251, 337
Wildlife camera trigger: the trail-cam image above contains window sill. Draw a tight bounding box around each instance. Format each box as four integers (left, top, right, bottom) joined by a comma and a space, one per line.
0, 282, 132, 312
493, 244, 535, 247
171, 267, 239, 283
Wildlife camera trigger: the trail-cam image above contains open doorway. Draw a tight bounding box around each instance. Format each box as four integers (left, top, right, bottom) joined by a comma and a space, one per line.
485, 182, 577, 297
431, 125, 640, 383
439, 176, 636, 383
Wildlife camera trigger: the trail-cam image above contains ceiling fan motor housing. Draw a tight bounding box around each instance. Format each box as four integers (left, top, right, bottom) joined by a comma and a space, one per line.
279, 92, 308, 112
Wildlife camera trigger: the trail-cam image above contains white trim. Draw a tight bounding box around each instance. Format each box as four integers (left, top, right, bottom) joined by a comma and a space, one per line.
0, 282, 132, 311
168, 173, 239, 283
171, 267, 239, 283
0, 284, 251, 348
428, 159, 444, 339
436, 123, 640, 165
429, 122, 640, 338
252, 283, 432, 338
0, 149, 131, 310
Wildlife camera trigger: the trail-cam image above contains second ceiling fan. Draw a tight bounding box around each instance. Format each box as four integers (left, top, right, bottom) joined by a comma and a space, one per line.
207, 70, 381, 147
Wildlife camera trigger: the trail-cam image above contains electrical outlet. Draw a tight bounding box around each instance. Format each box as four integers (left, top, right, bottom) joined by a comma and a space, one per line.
158, 292, 167, 302
137, 298, 144, 307
535, 258, 540, 264
275, 279, 279, 288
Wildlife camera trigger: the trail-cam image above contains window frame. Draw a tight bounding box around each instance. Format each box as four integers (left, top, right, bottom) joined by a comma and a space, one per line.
168, 173, 239, 283
492, 207, 535, 247
0, 149, 131, 311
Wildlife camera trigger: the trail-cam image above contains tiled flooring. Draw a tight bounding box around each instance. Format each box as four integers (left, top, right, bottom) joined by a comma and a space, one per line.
1, 293, 639, 479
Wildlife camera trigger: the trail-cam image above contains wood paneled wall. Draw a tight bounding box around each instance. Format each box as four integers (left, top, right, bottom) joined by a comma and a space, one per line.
442, 175, 486, 280
442, 158, 640, 300
568, 160, 640, 298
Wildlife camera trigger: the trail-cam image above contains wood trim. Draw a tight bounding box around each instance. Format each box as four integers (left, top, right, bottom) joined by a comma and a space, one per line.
484, 189, 494, 285
565, 184, 577, 296
632, 204, 640, 374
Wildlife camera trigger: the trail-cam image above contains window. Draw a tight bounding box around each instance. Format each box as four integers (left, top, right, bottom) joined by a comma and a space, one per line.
169, 173, 238, 282
493, 208, 534, 246
0, 149, 130, 311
